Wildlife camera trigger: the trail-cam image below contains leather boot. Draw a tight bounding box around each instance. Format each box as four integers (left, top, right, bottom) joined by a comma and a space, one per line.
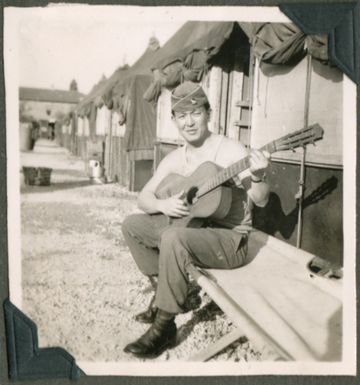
134, 276, 158, 324
124, 309, 177, 358
134, 294, 157, 323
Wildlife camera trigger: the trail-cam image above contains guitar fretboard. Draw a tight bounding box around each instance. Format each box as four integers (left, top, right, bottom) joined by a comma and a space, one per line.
197, 141, 277, 198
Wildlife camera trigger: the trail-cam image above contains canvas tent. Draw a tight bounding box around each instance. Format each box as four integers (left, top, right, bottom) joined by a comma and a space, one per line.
110, 47, 160, 158
74, 68, 131, 182
100, 38, 161, 190
236, 23, 343, 266
66, 76, 111, 161
74, 38, 160, 190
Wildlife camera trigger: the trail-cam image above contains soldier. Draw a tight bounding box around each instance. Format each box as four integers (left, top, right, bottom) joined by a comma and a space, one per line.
122, 81, 270, 358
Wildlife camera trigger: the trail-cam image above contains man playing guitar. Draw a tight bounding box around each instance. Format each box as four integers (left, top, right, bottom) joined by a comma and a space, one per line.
122, 81, 270, 359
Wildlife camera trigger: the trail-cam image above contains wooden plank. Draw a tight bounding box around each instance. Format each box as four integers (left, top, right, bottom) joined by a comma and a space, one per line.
154, 143, 160, 171
111, 137, 117, 183
113, 137, 118, 182
156, 90, 163, 139
188, 264, 294, 361
128, 156, 134, 191
190, 231, 342, 361
157, 89, 181, 142
118, 138, 123, 185
233, 120, 250, 127
104, 134, 110, 178
155, 137, 184, 146
208, 67, 222, 134
235, 100, 250, 107
219, 70, 229, 136
106, 110, 113, 181
118, 138, 122, 182
187, 328, 244, 362
225, 70, 234, 137
227, 55, 246, 140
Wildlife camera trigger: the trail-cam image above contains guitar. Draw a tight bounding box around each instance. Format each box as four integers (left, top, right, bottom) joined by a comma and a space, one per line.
154, 124, 324, 227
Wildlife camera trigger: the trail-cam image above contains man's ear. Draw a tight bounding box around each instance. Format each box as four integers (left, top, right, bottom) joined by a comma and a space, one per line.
171, 114, 179, 129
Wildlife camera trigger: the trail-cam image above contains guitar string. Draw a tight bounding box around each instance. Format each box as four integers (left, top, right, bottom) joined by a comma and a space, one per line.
193, 127, 320, 200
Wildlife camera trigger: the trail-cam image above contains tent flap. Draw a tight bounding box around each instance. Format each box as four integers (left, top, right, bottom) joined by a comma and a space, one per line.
240, 23, 329, 66
144, 50, 211, 105
143, 21, 245, 105
124, 76, 156, 152
152, 21, 236, 71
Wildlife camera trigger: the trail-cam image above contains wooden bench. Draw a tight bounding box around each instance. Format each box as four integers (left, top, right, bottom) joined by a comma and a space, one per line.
187, 231, 342, 362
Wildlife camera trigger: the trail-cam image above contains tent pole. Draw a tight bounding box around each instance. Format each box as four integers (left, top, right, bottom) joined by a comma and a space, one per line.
296, 53, 312, 248
107, 110, 113, 182
247, 48, 255, 148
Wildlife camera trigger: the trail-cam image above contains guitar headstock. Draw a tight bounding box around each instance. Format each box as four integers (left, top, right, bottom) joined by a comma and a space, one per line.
274, 124, 324, 152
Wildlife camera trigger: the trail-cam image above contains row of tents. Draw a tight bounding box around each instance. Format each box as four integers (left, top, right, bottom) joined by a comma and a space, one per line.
56, 21, 343, 267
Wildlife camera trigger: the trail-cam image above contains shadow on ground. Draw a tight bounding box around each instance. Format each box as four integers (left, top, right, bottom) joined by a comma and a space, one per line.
21, 180, 96, 194
176, 301, 223, 345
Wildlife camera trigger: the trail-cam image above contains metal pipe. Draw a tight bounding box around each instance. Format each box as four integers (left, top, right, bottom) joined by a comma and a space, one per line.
296, 54, 313, 248
247, 48, 256, 148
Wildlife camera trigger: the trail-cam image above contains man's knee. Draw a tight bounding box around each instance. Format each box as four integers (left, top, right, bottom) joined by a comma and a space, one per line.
160, 227, 186, 246
122, 214, 144, 237
158, 228, 192, 289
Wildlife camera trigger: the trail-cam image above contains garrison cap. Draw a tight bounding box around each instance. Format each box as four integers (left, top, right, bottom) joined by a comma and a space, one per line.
171, 81, 209, 113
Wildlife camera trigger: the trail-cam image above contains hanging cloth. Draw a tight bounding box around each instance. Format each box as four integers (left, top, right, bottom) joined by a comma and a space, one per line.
182, 50, 210, 82
247, 23, 329, 66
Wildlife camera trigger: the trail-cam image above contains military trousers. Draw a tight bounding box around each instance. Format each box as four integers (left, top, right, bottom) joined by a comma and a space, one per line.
121, 213, 252, 314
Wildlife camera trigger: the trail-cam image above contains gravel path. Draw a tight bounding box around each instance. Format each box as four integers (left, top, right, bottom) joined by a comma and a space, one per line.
20, 139, 276, 363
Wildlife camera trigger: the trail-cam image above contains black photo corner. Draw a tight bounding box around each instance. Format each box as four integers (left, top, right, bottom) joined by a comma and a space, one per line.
0, 1, 359, 384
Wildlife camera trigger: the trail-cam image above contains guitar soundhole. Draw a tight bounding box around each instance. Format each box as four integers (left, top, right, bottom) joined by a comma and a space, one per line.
186, 187, 199, 205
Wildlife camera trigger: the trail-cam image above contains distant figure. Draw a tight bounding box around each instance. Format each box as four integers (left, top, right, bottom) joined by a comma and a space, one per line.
30, 121, 40, 149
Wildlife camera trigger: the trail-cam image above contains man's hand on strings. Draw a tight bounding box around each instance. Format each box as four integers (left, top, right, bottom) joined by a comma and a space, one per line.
249, 150, 270, 180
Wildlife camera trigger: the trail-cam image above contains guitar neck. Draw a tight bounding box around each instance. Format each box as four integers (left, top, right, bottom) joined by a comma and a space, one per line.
197, 141, 277, 197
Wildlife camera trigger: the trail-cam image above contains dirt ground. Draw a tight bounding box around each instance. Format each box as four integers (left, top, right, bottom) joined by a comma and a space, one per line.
20, 139, 275, 364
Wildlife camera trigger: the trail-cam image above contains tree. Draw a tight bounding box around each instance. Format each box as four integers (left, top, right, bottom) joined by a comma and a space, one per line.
70, 79, 78, 91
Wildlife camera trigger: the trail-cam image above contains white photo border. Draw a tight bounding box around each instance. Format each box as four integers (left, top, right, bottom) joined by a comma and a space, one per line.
4, 4, 357, 377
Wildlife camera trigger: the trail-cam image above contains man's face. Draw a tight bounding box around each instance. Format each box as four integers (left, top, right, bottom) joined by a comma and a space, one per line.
172, 106, 210, 145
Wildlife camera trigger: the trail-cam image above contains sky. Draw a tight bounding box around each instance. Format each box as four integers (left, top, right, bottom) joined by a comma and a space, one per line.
10, 5, 291, 95
16, 5, 185, 94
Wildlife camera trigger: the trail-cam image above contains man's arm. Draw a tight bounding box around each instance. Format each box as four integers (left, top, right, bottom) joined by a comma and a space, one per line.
220, 138, 270, 208
138, 151, 189, 217
248, 149, 270, 208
